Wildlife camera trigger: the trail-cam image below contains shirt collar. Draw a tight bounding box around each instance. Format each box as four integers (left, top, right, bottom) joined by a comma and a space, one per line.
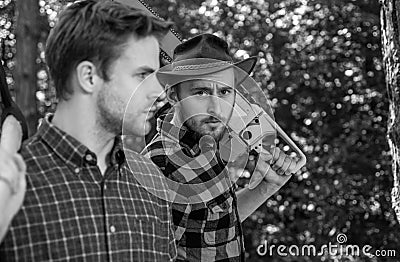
156, 111, 201, 156
109, 136, 125, 166
37, 114, 125, 170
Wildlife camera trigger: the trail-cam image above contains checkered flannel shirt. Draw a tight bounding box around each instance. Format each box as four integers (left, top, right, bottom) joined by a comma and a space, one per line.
142, 113, 245, 262
0, 116, 177, 262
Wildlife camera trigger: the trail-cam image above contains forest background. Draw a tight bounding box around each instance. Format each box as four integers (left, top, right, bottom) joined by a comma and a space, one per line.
1, 0, 399, 261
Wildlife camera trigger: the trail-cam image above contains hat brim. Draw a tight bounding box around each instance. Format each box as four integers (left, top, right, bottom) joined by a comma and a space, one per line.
156, 56, 257, 88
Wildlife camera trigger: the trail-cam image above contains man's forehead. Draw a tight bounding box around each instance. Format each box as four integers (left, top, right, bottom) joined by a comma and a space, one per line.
120, 35, 160, 69
187, 80, 233, 88
181, 68, 235, 88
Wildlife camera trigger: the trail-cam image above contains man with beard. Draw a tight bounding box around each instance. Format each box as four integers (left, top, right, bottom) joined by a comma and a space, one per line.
143, 34, 301, 261
0, 1, 177, 261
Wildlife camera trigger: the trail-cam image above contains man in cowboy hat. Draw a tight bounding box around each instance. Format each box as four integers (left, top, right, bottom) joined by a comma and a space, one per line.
143, 34, 301, 261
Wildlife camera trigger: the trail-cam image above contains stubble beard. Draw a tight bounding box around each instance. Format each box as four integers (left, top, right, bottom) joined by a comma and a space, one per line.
96, 85, 124, 136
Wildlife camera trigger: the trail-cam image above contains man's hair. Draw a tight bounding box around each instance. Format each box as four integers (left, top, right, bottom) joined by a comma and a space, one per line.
45, 0, 172, 100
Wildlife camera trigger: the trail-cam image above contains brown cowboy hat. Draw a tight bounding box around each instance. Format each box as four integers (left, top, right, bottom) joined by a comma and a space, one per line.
156, 33, 257, 88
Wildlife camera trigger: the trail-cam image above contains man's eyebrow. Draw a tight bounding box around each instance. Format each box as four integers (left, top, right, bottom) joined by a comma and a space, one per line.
190, 86, 213, 92
189, 83, 234, 92
218, 85, 233, 90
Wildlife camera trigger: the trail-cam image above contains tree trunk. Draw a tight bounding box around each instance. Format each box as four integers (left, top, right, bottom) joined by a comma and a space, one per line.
15, 0, 40, 135
381, 0, 400, 223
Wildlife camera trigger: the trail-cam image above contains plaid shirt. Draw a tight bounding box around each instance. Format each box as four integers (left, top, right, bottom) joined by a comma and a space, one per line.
0, 116, 177, 262
142, 112, 245, 262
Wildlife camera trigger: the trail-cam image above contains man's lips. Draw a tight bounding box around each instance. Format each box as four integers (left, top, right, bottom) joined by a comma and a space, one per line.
204, 118, 223, 124
204, 119, 223, 127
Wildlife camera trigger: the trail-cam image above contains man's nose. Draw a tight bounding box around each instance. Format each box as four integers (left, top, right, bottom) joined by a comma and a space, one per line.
147, 73, 165, 99
207, 95, 222, 116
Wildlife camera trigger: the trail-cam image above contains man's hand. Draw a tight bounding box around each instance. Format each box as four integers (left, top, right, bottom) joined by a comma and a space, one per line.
0, 115, 26, 241
248, 146, 301, 193
236, 146, 303, 221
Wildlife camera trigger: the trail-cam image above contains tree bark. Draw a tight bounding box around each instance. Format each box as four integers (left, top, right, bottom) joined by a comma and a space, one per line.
15, 0, 40, 135
381, 0, 400, 223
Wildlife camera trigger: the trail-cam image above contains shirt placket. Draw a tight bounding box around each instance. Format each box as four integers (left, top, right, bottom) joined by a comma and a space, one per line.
102, 164, 120, 262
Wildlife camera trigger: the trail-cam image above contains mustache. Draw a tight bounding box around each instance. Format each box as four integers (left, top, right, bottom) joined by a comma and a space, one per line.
202, 116, 225, 123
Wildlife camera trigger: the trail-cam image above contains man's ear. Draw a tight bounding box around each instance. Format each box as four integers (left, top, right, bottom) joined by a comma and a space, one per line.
166, 85, 179, 105
76, 61, 99, 94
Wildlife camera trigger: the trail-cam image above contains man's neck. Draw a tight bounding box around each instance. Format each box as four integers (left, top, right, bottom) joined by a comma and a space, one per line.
52, 99, 114, 174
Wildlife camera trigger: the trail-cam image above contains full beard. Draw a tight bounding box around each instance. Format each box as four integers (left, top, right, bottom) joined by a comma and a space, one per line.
184, 117, 227, 143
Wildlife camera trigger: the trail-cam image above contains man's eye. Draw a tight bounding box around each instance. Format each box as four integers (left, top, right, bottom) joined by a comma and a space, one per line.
137, 72, 150, 79
220, 89, 232, 95
195, 90, 209, 96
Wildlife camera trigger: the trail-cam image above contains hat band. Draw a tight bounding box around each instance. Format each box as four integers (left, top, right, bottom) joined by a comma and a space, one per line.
173, 61, 233, 71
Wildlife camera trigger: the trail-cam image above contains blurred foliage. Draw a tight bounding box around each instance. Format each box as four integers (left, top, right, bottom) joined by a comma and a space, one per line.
0, 0, 399, 261
132, 0, 400, 261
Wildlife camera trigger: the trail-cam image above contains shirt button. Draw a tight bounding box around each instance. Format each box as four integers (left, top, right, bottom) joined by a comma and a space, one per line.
85, 154, 93, 162
110, 225, 116, 233
74, 168, 80, 174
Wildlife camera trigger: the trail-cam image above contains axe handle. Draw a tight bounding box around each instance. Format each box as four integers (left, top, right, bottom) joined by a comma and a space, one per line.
260, 112, 307, 170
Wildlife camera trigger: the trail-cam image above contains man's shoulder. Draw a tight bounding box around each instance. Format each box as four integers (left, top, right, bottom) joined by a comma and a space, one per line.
125, 147, 164, 174
19, 130, 69, 179
141, 134, 178, 170
141, 134, 192, 185
123, 148, 172, 202
142, 133, 178, 158
20, 133, 53, 169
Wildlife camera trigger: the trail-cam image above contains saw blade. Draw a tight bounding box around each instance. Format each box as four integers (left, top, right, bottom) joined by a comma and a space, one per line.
114, 0, 183, 63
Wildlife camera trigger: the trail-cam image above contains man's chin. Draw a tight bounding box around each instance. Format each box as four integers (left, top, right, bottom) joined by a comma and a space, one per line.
122, 121, 151, 137
200, 128, 226, 142
210, 132, 225, 142
185, 120, 227, 142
